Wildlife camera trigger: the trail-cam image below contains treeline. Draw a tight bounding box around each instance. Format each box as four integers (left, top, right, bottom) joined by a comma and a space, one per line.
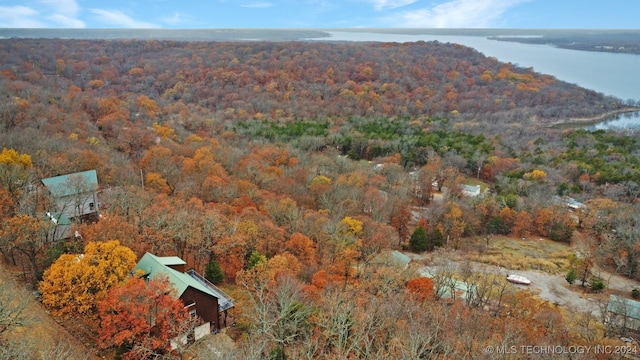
492, 32, 640, 56
0, 38, 625, 132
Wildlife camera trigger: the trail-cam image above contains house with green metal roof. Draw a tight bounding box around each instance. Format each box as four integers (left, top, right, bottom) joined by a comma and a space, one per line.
42, 170, 100, 240
135, 253, 234, 333
41, 169, 98, 198
372, 250, 411, 269
461, 184, 482, 197
607, 295, 640, 331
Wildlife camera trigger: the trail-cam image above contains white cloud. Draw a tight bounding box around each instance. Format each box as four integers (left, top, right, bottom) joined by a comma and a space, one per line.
241, 2, 274, 8
40, 0, 85, 27
0, 6, 45, 27
393, 0, 530, 28
369, 0, 417, 11
90, 9, 158, 28
40, 0, 80, 15
162, 13, 188, 25
47, 14, 85, 28
0, 1, 84, 28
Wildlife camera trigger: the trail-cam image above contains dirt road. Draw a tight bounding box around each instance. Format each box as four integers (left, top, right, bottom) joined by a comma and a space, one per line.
413, 249, 640, 319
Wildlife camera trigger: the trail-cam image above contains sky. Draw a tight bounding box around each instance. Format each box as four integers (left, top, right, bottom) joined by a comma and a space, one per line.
0, 0, 638, 29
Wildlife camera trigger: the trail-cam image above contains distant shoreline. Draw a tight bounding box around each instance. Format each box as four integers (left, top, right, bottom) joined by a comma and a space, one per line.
548, 107, 640, 127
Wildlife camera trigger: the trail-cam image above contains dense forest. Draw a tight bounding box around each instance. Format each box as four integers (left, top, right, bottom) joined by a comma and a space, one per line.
1, 38, 640, 359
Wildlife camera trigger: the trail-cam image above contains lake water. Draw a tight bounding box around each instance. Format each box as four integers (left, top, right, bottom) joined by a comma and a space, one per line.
586, 111, 640, 130
314, 31, 640, 129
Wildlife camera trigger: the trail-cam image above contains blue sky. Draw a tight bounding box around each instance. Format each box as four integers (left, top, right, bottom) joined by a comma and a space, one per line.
0, 0, 638, 29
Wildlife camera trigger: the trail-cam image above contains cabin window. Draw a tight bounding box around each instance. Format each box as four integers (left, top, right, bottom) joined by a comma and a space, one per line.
184, 299, 197, 317
89, 202, 95, 210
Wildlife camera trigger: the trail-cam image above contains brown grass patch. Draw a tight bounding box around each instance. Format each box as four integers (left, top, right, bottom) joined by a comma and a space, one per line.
467, 236, 573, 273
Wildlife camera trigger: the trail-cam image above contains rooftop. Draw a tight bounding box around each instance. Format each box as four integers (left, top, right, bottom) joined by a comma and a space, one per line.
135, 253, 234, 311
372, 250, 411, 269
42, 170, 98, 197
608, 295, 640, 320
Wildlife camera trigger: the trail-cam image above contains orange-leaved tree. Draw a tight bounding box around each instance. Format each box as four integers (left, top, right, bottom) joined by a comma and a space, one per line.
97, 275, 196, 359
406, 277, 435, 302
0, 214, 48, 284
39, 240, 137, 317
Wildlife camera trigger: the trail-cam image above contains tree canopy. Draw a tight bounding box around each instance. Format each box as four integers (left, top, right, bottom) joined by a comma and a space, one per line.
97, 275, 195, 359
39, 240, 137, 317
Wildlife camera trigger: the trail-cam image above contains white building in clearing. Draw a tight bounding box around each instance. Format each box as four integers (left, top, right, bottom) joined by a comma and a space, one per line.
461, 184, 482, 197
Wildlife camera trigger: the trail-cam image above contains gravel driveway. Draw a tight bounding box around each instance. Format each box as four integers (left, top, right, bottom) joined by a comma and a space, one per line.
414, 256, 640, 320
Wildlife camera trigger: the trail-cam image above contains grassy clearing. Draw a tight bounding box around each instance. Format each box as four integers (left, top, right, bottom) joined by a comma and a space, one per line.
467, 236, 573, 273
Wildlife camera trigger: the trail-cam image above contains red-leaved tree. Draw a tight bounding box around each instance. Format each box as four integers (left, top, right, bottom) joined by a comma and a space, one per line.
406, 277, 435, 302
97, 275, 198, 359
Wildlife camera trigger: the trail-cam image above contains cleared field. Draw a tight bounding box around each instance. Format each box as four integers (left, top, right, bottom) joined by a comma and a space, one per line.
467, 236, 573, 273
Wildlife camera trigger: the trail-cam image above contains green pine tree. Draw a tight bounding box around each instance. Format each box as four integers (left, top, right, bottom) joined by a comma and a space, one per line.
565, 268, 578, 285
204, 258, 225, 284
409, 226, 429, 252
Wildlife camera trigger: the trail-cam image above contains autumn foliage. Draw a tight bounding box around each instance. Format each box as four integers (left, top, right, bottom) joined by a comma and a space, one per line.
97, 275, 195, 359
39, 240, 137, 317
406, 277, 434, 301
0, 148, 32, 201
0, 36, 636, 358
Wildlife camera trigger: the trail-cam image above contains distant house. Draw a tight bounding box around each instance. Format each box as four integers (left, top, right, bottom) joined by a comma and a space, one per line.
418, 269, 471, 301
461, 184, 482, 197
41, 170, 100, 240
134, 253, 234, 333
372, 250, 411, 269
553, 196, 587, 211
607, 295, 640, 332
565, 197, 586, 211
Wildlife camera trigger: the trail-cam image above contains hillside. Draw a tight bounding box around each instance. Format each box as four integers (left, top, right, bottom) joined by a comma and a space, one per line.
1, 38, 640, 358
0, 264, 99, 359
0, 38, 625, 126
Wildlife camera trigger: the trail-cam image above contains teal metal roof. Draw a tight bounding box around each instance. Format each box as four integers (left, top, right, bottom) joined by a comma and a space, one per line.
418, 269, 471, 299
42, 170, 98, 197
135, 253, 233, 310
373, 250, 411, 268
45, 211, 72, 225
391, 250, 411, 267
462, 184, 481, 194
157, 256, 186, 266
135, 253, 209, 297
608, 295, 640, 320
